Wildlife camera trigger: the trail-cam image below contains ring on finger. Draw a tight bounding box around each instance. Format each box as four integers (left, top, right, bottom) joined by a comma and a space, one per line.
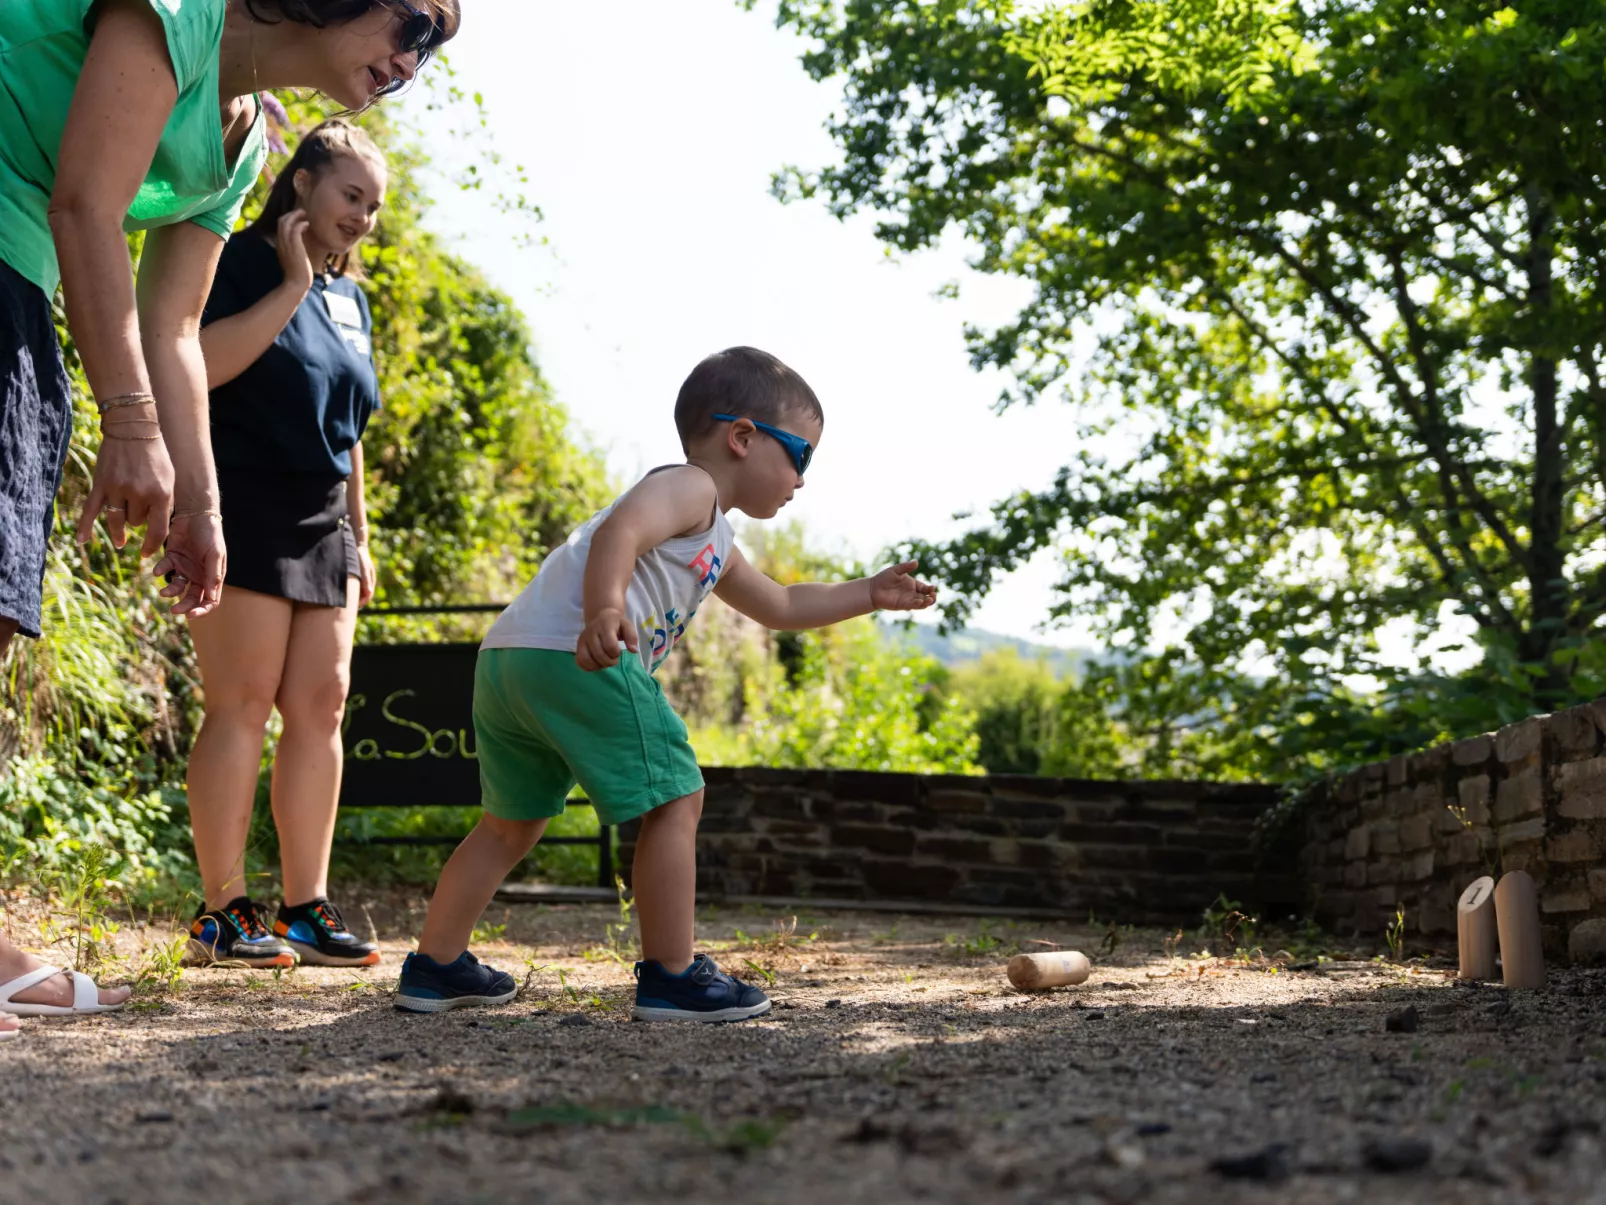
104, 505, 126, 514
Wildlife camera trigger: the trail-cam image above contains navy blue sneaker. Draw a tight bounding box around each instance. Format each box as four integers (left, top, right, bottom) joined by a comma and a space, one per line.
632, 954, 772, 1023
395, 951, 517, 1014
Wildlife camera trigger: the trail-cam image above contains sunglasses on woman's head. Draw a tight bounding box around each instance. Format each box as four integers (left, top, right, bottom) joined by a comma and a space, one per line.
713, 413, 814, 475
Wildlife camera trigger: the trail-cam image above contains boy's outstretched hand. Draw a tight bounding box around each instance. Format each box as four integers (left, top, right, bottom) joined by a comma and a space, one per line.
577, 607, 639, 671
869, 560, 938, 612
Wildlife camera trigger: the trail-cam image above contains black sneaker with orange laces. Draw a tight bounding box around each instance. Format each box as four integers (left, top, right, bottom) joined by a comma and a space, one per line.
188, 897, 296, 969
274, 897, 380, 967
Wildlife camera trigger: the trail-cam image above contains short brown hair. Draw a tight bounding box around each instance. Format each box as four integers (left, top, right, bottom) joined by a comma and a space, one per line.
245, 119, 386, 279
674, 347, 823, 451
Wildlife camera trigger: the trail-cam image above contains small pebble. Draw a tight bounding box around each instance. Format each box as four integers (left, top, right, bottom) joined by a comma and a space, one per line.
1210, 1143, 1291, 1182
825, 999, 843, 1009
1385, 1006, 1419, 1034
1104, 1139, 1145, 1168
1363, 1136, 1432, 1173
558, 1013, 591, 1028
1135, 1122, 1172, 1137
1085, 1011, 1106, 1021
134, 1111, 174, 1125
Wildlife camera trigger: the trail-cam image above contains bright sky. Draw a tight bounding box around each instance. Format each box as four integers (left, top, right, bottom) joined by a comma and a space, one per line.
398, 0, 1096, 649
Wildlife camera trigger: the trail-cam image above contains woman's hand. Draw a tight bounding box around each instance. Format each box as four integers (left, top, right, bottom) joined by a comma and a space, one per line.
355, 543, 377, 608
275, 208, 316, 296
153, 510, 226, 618
75, 410, 175, 556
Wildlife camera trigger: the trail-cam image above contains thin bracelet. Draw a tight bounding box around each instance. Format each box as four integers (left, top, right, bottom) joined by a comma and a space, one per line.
100, 422, 162, 437
172, 508, 221, 521
96, 392, 156, 414
101, 429, 162, 441
100, 414, 161, 427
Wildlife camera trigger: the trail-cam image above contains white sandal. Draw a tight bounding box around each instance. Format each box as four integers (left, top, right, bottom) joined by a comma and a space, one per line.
0, 966, 127, 1018
0, 1012, 18, 1042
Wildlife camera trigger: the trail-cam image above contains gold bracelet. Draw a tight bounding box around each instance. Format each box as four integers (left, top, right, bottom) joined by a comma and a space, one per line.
101, 429, 162, 441
96, 392, 156, 414
172, 508, 221, 521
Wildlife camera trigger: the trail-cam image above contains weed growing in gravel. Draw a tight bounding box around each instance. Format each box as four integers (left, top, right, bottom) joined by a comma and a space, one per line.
471, 915, 508, 944
1385, 906, 1407, 961
703, 1117, 787, 1153
1200, 893, 1258, 950
518, 956, 551, 1000
943, 921, 1020, 959
726, 915, 815, 980
584, 877, 637, 966
37, 845, 122, 974
135, 930, 187, 993
1432, 1079, 1466, 1121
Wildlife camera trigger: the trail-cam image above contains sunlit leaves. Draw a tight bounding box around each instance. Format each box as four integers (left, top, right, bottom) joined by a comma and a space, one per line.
761, 0, 1606, 774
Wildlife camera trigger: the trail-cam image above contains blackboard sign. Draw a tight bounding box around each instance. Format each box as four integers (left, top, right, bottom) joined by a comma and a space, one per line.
340, 643, 482, 808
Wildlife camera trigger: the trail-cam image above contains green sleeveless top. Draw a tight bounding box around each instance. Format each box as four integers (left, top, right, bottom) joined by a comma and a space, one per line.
0, 0, 267, 293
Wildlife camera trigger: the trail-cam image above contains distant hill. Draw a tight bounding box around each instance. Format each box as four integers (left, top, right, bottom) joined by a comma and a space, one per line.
882, 621, 1092, 677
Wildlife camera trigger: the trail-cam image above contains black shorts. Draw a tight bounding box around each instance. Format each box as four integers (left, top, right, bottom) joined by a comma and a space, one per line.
217, 468, 359, 608
0, 259, 74, 639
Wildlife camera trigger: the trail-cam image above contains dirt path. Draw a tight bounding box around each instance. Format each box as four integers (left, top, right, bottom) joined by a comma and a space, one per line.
1, 898, 1603, 1205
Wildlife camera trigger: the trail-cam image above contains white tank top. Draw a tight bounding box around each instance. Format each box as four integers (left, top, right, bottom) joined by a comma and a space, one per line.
482, 474, 736, 676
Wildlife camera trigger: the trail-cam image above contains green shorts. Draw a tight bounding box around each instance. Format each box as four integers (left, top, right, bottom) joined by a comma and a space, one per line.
473, 647, 704, 827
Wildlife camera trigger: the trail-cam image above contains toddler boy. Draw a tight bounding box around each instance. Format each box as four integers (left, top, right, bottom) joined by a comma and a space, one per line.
397, 346, 935, 1020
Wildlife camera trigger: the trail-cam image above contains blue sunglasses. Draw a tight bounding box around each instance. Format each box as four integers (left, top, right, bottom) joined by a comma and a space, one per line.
713, 413, 813, 474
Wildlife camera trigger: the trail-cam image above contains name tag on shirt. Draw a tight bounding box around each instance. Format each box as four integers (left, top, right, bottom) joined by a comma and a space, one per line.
323, 290, 363, 330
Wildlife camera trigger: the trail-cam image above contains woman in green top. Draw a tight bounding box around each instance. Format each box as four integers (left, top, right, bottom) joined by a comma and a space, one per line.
0, 0, 458, 1040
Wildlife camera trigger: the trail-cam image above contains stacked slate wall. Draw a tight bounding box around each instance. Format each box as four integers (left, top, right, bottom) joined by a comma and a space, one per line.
1298, 700, 1606, 956
617, 767, 1296, 924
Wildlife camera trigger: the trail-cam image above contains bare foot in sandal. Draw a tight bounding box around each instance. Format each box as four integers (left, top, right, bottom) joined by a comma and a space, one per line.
0, 935, 131, 1010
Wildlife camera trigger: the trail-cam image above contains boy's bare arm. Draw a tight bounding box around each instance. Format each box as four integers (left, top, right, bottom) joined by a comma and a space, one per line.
713, 546, 937, 630
577, 468, 719, 671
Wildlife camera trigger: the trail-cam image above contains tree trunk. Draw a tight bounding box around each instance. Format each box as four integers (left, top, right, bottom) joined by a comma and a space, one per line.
1524, 190, 1568, 706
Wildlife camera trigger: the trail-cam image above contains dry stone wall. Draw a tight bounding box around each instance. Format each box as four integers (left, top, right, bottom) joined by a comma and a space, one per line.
617, 767, 1297, 925
1298, 699, 1606, 958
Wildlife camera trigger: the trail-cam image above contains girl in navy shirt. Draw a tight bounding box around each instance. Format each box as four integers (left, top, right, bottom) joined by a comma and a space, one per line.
185, 120, 385, 970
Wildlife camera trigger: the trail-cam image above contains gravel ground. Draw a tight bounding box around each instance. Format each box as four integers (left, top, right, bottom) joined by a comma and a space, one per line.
1, 896, 1604, 1205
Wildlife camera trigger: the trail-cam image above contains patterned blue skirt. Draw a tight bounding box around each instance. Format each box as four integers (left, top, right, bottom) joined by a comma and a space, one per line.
0, 259, 72, 639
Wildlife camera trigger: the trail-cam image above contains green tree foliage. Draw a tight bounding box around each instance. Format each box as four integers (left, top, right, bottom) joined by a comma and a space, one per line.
948, 648, 1063, 775
755, 0, 1606, 775
665, 523, 981, 774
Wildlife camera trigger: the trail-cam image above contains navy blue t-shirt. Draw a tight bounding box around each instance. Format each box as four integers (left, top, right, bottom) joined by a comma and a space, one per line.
203, 234, 380, 478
